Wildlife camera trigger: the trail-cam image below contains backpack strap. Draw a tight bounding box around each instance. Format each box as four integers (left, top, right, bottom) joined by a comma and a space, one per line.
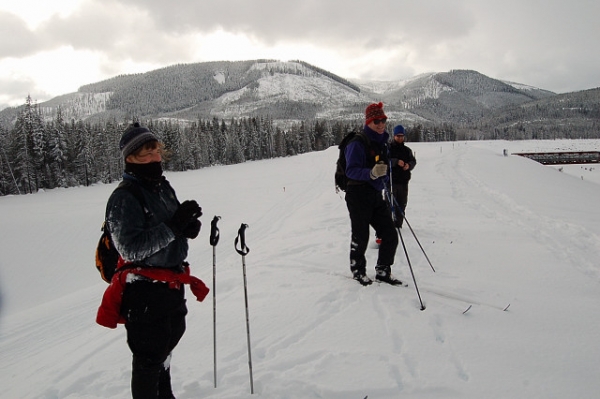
355, 131, 369, 144
339, 131, 371, 151
114, 180, 152, 219
102, 180, 153, 274
102, 180, 152, 236
350, 131, 384, 169
351, 132, 371, 153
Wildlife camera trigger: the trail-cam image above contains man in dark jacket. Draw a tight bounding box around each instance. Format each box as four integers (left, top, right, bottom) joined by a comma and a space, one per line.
105, 122, 205, 399
344, 103, 401, 286
388, 125, 417, 228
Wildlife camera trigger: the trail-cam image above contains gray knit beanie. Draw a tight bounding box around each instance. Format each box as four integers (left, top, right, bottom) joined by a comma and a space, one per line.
119, 122, 158, 159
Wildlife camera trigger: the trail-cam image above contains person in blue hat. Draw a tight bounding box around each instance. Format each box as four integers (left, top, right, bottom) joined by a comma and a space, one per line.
388, 125, 417, 228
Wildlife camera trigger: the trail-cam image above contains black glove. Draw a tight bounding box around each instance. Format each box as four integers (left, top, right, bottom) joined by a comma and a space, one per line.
166, 200, 202, 236
182, 219, 202, 239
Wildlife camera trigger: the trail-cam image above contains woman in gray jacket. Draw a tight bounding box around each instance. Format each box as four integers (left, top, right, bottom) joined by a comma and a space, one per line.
105, 122, 204, 399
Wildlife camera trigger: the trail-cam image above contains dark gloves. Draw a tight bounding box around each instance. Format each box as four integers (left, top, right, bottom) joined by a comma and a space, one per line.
182, 219, 201, 239
166, 200, 202, 238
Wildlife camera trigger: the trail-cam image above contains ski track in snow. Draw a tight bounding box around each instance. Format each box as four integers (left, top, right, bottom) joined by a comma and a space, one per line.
439, 143, 600, 282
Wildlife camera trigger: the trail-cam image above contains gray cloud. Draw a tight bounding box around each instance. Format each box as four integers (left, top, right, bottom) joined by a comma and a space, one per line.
0, 75, 51, 106
35, 0, 194, 61
104, 0, 600, 91
1, 0, 599, 110
115, 0, 477, 49
0, 12, 44, 57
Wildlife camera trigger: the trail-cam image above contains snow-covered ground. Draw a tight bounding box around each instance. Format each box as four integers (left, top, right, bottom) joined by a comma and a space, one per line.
1, 139, 599, 399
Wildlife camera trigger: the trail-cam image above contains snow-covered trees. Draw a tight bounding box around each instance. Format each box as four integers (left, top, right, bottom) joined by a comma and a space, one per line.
0, 95, 469, 196
0, 103, 349, 195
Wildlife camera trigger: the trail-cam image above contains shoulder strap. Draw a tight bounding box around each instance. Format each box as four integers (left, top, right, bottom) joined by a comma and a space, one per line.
114, 180, 151, 218
340, 131, 371, 152
349, 132, 375, 161
353, 132, 371, 149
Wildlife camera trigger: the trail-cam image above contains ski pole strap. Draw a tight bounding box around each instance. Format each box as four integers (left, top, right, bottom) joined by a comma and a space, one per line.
235, 223, 250, 256
210, 215, 221, 246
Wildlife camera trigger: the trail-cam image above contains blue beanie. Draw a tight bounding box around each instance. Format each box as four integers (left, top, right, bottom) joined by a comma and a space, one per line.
393, 125, 405, 136
120, 122, 158, 159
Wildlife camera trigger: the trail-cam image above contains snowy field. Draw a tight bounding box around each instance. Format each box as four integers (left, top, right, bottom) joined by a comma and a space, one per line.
1, 139, 600, 399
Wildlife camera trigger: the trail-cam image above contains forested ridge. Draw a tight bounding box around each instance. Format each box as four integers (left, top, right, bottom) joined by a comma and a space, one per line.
0, 95, 457, 196
1, 61, 598, 196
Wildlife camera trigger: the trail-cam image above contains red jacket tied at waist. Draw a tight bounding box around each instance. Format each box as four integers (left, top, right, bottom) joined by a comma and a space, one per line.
96, 265, 209, 329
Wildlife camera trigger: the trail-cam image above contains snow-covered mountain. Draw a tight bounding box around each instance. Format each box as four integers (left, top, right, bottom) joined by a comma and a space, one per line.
0, 61, 558, 129
3, 59, 598, 140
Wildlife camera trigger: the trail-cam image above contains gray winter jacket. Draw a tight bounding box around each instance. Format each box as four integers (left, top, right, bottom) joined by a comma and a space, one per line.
106, 175, 189, 269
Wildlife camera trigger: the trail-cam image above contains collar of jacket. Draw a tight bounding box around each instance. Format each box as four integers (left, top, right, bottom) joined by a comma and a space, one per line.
122, 172, 165, 192
363, 125, 390, 144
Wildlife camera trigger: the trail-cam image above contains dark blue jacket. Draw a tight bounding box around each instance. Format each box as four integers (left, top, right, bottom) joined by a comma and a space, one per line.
389, 141, 416, 184
106, 174, 189, 269
344, 126, 390, 191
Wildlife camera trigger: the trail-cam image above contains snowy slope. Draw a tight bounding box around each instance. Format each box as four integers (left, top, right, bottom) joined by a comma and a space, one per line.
214, 71, 369, 121
1, 139, 600, 399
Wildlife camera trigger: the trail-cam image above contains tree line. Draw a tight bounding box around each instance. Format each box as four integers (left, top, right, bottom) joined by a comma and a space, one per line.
0, 96, 454, 196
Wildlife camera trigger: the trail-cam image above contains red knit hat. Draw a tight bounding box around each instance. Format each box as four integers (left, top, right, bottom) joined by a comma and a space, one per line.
365, 102, 387, 125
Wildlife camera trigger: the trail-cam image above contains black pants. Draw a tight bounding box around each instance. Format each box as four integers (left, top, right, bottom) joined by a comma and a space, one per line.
121, 279, 188, 399
345, 185, 398, 273
391, 183, 409, 227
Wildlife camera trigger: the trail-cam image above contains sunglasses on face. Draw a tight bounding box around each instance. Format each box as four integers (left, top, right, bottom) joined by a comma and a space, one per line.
373, 118, 387, 125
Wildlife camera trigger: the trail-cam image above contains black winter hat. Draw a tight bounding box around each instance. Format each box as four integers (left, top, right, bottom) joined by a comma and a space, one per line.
119, 122, 158, 159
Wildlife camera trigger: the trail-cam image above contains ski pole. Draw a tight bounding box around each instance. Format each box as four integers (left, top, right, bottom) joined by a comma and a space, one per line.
235, 223, 254, 394
387, 156, 404, 228
384, 185, 426, 311
210, 216, 221, 389
386, 152, 435, 273
402, 211, 435, 272
398, 222, 426, 311
390, 194, 436, 273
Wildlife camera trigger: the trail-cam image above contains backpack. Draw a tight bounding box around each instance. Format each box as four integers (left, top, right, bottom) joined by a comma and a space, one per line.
95, 181, 147, 283
334, 131, 370, 192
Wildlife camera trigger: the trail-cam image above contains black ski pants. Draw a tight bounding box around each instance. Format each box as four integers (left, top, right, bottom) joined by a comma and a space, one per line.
391, 182, 409, 227
121, 279, 188, 399
345, 184, 398, 273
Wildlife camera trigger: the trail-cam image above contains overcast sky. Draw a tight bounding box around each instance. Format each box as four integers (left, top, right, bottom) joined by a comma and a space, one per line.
1, 0, 599, 111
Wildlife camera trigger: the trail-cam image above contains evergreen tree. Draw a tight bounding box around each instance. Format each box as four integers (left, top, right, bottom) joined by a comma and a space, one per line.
273, 127, 286, 158
245, 118, 261, 160
200, 120, 215, 166
47, 107, 69, 188
0, 125, 15, 194
11, 96, 38, 194
211, 117, 227, 164
187, 121, 204, 169
225, 119, 245, 164
30, 100, 47, 190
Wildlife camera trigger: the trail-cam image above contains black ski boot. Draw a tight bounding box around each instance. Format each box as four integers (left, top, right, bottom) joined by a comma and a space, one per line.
352, 269, 373, 286
375, 265, 404, 286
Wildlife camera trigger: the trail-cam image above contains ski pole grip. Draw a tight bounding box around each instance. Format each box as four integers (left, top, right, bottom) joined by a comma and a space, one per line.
210, 215, 221, 246
235, 223, 250, 256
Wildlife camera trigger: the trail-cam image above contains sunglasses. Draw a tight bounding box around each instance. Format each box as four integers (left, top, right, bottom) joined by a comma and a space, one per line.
373, 118, 387, 125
